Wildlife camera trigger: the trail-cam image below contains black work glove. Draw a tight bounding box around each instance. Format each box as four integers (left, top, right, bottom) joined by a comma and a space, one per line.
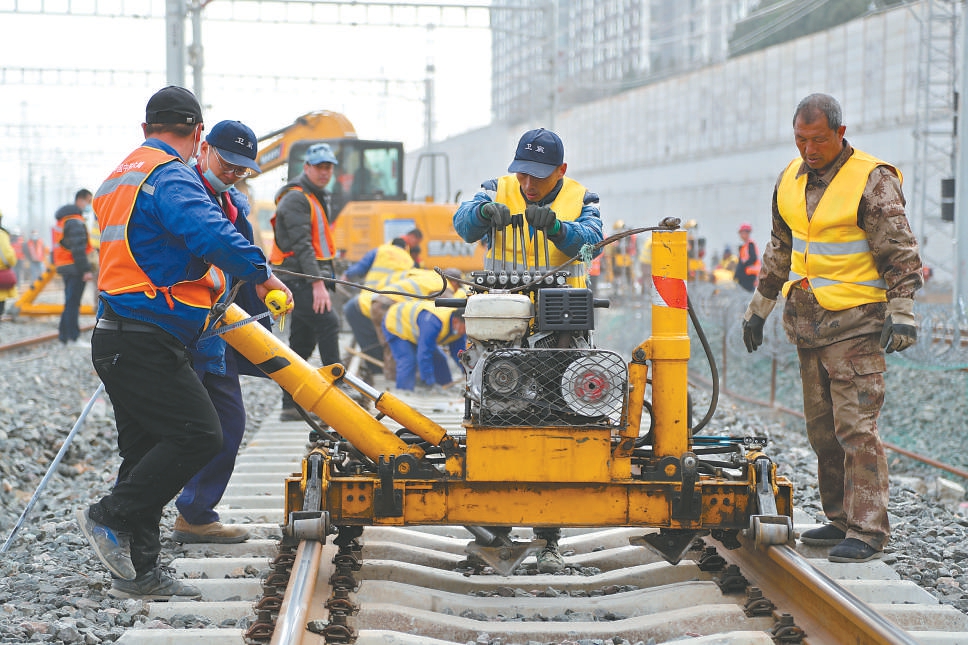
743, 315, 765, 353
879, 298, 917, 353
741, 291, 775, 353
480, 202, 511, 228
525, 204, 557, 231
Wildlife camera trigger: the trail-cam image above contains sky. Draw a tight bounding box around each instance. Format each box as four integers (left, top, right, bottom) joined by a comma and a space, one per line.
0, 3, 491, 234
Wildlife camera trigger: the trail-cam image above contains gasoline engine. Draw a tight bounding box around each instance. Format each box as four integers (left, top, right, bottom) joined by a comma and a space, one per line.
215, 218, 795, 574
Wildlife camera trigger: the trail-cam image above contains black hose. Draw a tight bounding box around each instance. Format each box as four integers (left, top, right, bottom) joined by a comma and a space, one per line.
687, 296, 719, 433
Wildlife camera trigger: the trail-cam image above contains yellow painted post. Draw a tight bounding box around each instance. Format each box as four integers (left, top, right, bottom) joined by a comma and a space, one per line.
217, 304, 423, 462
648, 230, 690, 459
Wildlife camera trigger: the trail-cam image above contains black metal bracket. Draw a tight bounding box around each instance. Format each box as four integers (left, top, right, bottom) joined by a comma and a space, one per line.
374, 455, 403, 517
672, 452, 702, 521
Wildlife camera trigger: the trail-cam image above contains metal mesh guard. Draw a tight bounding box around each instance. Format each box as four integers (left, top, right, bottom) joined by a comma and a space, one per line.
478, 348, 627, 427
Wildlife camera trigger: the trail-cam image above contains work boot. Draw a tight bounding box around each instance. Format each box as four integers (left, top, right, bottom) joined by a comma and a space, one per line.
75, 507, 137, 580
536, 543, 565, 574
828, 538, 882, 563
799, 523, 846, 547
171, 515, 249, 544
108, 566, 202, 601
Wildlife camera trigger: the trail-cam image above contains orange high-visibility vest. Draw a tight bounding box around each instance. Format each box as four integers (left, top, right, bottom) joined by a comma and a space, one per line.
738, 240, 761, 276
94, 146, 225, 310
51, 214, 91, 268
269, 186, 335, 264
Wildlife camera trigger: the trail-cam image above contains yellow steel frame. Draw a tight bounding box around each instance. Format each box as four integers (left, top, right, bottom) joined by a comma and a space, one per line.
10, 265, 96, 317
223, 229, 793, 534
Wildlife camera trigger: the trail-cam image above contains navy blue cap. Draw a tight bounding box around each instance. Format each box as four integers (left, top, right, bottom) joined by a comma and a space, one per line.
507, 128, 564, 179
305, 143, 339, 166
206, 120, 260, 172
145, 86, 202, 125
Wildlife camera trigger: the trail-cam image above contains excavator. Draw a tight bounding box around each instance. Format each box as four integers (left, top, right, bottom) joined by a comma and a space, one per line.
245, 111, 485, 272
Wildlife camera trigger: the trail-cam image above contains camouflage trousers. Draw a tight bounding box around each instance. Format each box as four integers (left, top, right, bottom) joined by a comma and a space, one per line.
796, 333, 890, 550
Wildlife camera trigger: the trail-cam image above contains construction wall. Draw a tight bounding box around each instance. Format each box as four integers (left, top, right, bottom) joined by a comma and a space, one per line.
414, 3, 955, 277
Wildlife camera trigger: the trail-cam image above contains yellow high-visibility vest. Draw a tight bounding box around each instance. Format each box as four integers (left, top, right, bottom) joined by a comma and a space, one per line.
777, 149, 898, 311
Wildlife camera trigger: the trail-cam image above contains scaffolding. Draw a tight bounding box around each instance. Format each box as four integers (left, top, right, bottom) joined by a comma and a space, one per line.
910, 0, 960, 275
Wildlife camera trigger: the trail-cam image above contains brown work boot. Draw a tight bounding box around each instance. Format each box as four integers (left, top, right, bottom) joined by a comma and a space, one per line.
171, 515, 250, 544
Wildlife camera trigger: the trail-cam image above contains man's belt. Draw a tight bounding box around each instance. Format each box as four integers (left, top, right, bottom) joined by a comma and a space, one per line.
95, 318, 163, 334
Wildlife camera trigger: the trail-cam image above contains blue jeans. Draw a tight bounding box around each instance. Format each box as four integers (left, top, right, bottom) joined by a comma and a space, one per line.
58, 271, 86, 343
385, 329, 451, 390
176, 351, 246, 525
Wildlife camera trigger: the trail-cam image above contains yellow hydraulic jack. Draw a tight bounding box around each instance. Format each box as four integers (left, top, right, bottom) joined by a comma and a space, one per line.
8, 265, 96, 317
219, 222, 793, 572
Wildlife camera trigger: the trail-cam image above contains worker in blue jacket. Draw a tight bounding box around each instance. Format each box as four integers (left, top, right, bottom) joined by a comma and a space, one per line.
77, 87, 291, 601
171, 120, 271, 546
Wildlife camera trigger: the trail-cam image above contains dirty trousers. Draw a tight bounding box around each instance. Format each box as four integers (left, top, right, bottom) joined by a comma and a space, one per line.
797, 333, 890, 550
89, 323, 222, 575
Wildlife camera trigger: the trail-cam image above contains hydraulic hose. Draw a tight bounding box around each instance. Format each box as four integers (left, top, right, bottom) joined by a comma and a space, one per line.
687, 295, 719, 434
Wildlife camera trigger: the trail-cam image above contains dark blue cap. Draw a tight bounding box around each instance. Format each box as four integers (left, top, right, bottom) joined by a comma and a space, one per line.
507, 128, 564, 179
206, 120, 260, 172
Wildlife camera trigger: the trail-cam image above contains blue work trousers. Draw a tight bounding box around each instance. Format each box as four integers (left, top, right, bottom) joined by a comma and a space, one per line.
343, 296, 382, 363
385, 331, 451, 390
175, 351, 246, 525
59, 271, 86, 343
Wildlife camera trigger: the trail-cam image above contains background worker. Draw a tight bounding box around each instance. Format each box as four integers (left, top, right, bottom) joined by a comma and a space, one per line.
452, 127, 603, 574
23, 230, 47, 283
369, 267, 463, 383
734, 223, 760, 292
453, 128, 603, 290
53, 189, 93, 346
0, 209, 18, 317
742, 93, 922, 563
77, 86, 291, 601
172, 120, 268, 546
342, 237, 414, 374
383, 300, 465, 392
269, 142, 343, 421
402, 228, 423, 267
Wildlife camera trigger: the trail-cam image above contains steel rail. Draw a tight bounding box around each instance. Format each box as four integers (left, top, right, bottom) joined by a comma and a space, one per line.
0, 323, 95, 353
720, 533, 918, 645
270, 540, 323, 645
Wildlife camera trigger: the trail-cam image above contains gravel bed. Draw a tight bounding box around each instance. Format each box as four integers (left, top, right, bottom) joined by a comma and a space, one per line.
1, 305, 967, 644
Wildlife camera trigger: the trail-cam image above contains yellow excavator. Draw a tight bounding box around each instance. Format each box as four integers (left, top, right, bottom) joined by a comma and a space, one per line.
245, 111, 484, 272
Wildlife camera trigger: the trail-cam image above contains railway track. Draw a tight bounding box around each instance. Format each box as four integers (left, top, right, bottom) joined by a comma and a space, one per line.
110, 387, 968, 645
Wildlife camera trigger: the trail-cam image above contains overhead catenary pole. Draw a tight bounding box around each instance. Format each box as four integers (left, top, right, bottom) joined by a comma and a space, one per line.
189, 0, 204, 104
955, 9, 968, 313
166, 0, 187, 87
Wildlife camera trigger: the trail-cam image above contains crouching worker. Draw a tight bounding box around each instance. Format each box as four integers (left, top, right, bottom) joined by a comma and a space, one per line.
382, 300, 465, 392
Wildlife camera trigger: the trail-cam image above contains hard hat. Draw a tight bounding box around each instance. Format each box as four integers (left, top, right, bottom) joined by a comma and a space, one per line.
739, 223, 752, 233
613, 220, 625, 230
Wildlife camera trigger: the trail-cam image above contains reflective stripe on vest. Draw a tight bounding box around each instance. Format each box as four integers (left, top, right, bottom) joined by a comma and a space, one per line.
359, 268, 443, 317
777, 149, 897, 311
93, 146, 226, 310
385, 299, 461, 346
493, 175, 587, 288
364, 244, 415, 288
269, 186, 335, 264
51, 214, 92, 268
